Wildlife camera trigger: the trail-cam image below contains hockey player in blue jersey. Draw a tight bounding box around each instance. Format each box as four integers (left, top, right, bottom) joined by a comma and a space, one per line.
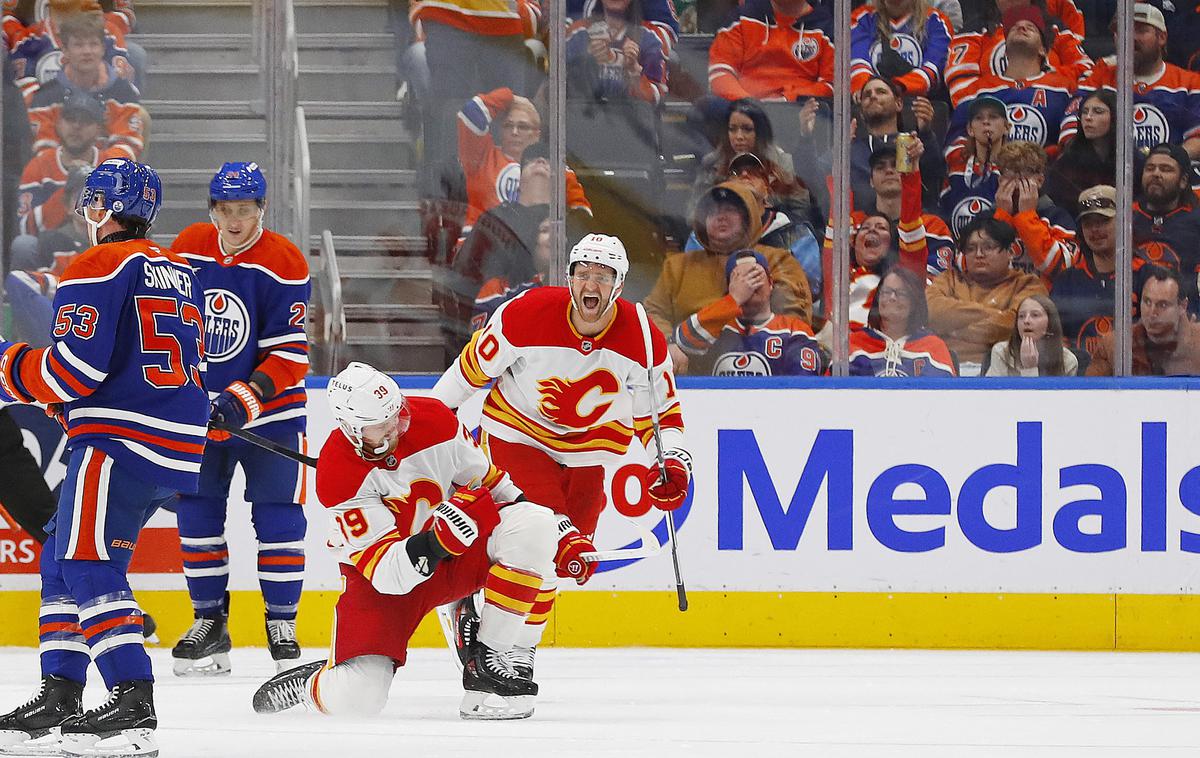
0, 158, 207, 757
168, 161, 312, 676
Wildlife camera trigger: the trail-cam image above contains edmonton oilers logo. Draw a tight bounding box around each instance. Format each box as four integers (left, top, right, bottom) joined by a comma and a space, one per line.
793, 35, 819, 62
952, 196, 994, 237
1133, 105, 1170, 150
203, 289, 250, 363
870, 33, 922, 67
495, 162, 522, 204
989, 41, 1009, 77
1006, 104, 1047, 146
713, 352, 771, 376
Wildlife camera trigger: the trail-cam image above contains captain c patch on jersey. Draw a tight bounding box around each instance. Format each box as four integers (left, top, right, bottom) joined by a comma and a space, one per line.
204, 289, 251, 362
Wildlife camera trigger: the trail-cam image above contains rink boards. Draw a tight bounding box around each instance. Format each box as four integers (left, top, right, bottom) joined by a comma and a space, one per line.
3, 376, 1200, 650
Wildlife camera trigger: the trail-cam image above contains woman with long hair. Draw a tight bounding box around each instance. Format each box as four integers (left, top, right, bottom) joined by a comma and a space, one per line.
565, 0, 668, 104
691, 98, 805, 213
850, 267, 957, 376
850, 0, 954, 97
1046, 90, 1116, 214
985, 293, 1078, 375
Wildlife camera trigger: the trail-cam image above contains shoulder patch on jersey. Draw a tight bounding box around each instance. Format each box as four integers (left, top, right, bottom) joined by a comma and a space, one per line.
315, 429, 375, 508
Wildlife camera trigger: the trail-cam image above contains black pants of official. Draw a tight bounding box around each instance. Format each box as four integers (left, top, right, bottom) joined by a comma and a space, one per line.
0, 407, 54, 543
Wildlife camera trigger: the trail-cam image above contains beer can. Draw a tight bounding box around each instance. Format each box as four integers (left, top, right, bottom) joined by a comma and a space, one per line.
895, 133, 915, 173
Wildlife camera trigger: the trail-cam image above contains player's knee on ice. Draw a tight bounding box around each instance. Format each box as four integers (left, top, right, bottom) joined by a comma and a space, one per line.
313, 655, 394, 716
489, 503, 557, 578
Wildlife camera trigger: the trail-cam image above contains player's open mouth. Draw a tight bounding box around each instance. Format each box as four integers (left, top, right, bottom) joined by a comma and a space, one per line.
583, 295, 600, 309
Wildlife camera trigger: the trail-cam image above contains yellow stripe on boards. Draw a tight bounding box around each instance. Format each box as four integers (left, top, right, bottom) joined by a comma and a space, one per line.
4, 591, 1200, 650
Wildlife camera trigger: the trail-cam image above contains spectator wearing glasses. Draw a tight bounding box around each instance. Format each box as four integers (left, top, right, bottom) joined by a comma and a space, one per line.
1087, 267, 1200, 376
927, 213, 1047, 374
984, 294, 1078, 376
674, 250, 824, 377
645, 180, 813, 373
850, 267, 956, 376
1051, 185, 1116, 371
457, 89, 592, 231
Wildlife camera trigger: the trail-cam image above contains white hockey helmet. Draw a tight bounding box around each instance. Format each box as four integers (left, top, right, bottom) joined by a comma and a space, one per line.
327, 362, 411, 459
568, 233, 628, 313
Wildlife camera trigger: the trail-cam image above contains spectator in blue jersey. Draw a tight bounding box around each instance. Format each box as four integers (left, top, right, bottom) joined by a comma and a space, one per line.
1051, 184, 1116, 372
1045, 89, 1116, 215
168, 162, 312, 676
1134, 143, 1200, 310
984, 294, 1078, 375
683, 151, 822, 302
472, 217, 551, 330
850, 266, 956, 376
566, 0, 668, 105
849, 0, 954, 97
568, 0, 680, 55
0, 158, 205, 755
940, 94, 1007, 236
674, 250, 824, 376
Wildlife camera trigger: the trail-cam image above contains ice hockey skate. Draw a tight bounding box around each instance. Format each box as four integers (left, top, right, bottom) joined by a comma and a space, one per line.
460, 641, 537, 720
58, 680, 157, 758
171, 615, 232, 676
266, 619, 301, 672
506, 646, 536, 681
0, 675, 83, 755
252, 660, 324, 714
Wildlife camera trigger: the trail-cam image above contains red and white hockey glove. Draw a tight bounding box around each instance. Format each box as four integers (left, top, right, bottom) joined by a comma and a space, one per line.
642, 450, 692, 511
431, 488, 500, 556
208, 380, 263, 442
554, 516, 596, 585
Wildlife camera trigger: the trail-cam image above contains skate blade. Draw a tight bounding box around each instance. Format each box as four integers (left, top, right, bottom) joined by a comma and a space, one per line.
272, 657, 302, 674
172, 652, 231, 677
60, 728, 158, 758
458, 691, 535, 720
0, 727, 62, 755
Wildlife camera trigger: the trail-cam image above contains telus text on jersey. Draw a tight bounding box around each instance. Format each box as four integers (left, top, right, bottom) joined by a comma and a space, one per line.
143, 261, 194, 298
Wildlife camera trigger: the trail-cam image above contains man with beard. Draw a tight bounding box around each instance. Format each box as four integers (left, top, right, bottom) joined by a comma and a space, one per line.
1134, 143, 1200, 309
850, 76, 943, 210
1050, 184, 1116, 371
1060, 3, 1200, 157
16, 91, 102, 237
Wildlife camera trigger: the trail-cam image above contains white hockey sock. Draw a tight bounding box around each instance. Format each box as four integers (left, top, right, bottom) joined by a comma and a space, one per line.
310, 655, 394, 716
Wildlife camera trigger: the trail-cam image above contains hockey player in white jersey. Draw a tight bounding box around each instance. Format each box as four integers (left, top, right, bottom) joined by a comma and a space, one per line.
252, 362, 559, 720
431, 233, 691, 681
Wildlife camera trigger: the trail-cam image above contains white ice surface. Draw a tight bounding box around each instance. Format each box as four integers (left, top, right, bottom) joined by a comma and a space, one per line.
1, 647, 1198, 757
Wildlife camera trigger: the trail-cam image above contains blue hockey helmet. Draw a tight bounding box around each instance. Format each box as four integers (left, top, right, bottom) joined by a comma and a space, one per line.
75, 157, 163, 230
210, 161, 267, 204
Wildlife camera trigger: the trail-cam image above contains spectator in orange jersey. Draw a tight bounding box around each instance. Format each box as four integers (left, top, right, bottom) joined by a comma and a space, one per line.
25, 11, 147, 161
849, 266, 957, 376
16, 89, 102, 236
984, 294, 1078, 375
990, 140, 1079, 287
457, 87, 591, 231
707, 0, 835, 102
927, 213, 1048, 373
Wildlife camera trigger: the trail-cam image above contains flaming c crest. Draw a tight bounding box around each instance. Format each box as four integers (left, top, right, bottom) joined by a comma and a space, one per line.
536, 370, 620, 427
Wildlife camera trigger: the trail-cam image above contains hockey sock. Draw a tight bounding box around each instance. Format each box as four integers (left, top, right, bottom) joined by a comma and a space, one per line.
176, 496, 231, 618
252, 501, 307, 621
479, 564, 543, 651
60, 559, 151, 689
37, 535, 88, 684
516, 578, 556, 649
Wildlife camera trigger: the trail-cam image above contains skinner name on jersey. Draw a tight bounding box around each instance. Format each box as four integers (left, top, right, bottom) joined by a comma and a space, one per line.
143, 260, 195, 299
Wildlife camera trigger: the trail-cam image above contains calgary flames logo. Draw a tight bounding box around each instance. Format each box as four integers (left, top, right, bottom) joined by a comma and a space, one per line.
536, 369, 620, 428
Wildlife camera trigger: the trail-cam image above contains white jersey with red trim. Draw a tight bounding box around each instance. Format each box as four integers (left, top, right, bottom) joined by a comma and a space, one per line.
314, 396, 523, 596
431, 287, 687, 467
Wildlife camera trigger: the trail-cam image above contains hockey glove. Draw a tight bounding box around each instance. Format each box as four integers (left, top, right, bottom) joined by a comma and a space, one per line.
208, 380, 263, 441
554, 516, 596, 585
642, 452, 691, 511
45, 403, 67, 432
431, 488, 500, 557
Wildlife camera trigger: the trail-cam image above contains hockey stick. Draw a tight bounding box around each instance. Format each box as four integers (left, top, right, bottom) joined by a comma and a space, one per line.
580, 516, 663, 562
210, 422, 319, 467
633, 303, 688, 612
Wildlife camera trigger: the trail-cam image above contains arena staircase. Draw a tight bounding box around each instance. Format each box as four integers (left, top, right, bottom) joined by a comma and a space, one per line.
130, 0, 441, 373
